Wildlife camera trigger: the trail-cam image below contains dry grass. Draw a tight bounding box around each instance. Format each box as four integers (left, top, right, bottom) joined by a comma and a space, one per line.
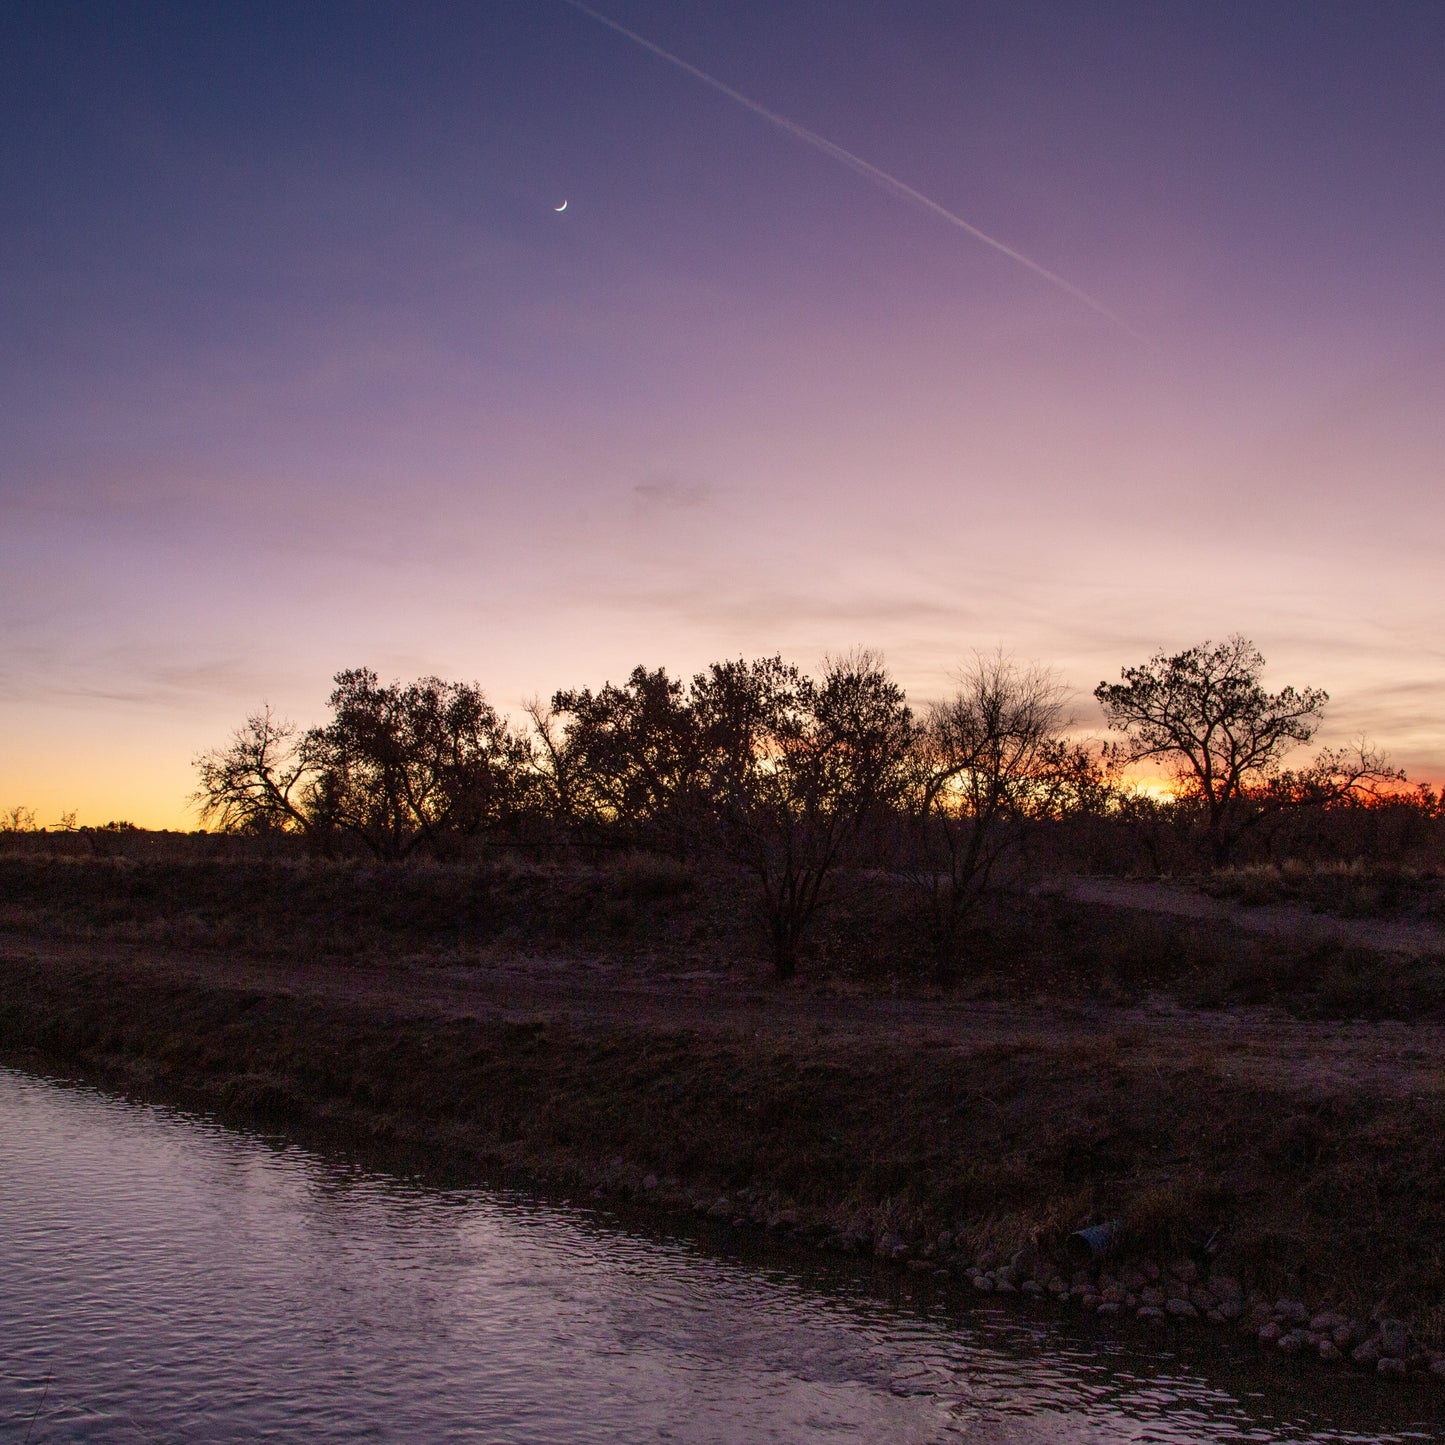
1203, 858, 1445, 921
5, 849, 1444, 1021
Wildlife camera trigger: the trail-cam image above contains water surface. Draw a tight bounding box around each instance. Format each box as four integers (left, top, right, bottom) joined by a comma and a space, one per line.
1, 1068, 1438, 1442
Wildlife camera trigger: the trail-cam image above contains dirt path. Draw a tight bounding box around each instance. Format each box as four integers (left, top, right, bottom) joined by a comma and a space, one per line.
9, 933, 1444, 1105
1045, 876, 1445, 957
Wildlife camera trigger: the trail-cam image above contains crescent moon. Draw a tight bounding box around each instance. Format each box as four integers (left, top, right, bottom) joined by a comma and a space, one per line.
554, 199, 568, 212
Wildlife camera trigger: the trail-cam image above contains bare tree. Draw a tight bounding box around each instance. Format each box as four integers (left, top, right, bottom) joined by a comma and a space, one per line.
906, 653, 1080, 972
522, 696, 580, 832
192, 706, 317, 835
1095, 635, 1328, 865
1277, 740, 1405, 806
693, 651, 914, 980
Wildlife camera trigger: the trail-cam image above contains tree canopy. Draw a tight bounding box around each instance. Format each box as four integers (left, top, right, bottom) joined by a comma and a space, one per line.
1094, 635, 1327, 863
194, 671, 530, 859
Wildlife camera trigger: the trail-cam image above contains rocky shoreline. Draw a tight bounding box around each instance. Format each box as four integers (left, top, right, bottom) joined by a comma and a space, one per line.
960, 1249, 1430, 1378
590, 1169, 1445, 1384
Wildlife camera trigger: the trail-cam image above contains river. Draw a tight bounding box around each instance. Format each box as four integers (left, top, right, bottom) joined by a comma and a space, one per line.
1, 1067, 1439, 1443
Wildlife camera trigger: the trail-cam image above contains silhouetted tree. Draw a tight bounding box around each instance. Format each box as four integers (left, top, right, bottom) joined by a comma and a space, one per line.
0, 805, 39, 833
1095, 636, 1327, 865
522, 697, 581, 833
545, 666, 705, 852
306, 669, 531, 859
192, 706, 317, 836
692, 652, 914, 980
1270, 741, 1405, 808
905, 654, 1092, 972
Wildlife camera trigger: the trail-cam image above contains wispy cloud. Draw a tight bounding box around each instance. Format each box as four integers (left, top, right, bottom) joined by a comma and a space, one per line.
631, 477, 712, 512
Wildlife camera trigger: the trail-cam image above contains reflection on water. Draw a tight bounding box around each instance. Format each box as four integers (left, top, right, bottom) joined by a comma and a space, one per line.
0, 1068, 1439, 1443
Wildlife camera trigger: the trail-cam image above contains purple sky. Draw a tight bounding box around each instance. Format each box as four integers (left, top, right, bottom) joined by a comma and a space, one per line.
3, 0, 1443, 826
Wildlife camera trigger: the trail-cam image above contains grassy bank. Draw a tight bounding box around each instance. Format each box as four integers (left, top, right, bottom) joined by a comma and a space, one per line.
4, 851, 1445, 1381
4, 846, 1445, 1017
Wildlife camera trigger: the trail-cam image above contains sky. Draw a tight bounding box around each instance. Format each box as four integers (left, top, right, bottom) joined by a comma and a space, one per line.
2, 0, 1443, 827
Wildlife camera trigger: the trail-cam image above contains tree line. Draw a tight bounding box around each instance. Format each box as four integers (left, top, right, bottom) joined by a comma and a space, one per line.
192, 638, 1428, 978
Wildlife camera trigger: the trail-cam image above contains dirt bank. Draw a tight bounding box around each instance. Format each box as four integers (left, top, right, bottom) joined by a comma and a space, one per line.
5, 921, 1445, 1383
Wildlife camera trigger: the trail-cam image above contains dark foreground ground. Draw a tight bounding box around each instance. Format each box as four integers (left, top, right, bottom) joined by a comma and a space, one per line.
4, 848, 1445, 1385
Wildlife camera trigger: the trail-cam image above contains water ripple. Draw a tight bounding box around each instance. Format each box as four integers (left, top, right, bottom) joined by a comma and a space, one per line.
1, 1069, 1440, 1444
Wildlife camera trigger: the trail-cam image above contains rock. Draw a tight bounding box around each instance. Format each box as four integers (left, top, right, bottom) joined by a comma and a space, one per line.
1021, 1280, 1045, 1298
1140, 1287, 1167, 1307
1214, 1299, 1243, 1322
1352, 1338, 1382, 1366
993, 1277, 1017, 1294
1165, 1298, 1198, 1320
1188, 1286, 1213, 1312
907, 1259, 932, 1273
971, 1273, 995, 1293
1169, 1259, 1201, 1284
1258, 1321, 1282, 1344
1379, 1319, 1408, 1358
1277, 1329, 1308, 1355
1428, 1353, 1445, 1378
876, 1232, 906, 1259
1309, 1311, 1346, 1333
1377, 1356, 1407, 1377
641, 1173, 659, 1191
1137, 1306, 1167, 1324
1047, 1276, 1069, 1296
1207, 1275, 1242, 1303
1318, 1340, 1342, 1363
1274, 1299, 1309, 1326
1096, 1302, 1121, 1317
1332, 1322, 1361, 1349
706, 1196, 732, 1220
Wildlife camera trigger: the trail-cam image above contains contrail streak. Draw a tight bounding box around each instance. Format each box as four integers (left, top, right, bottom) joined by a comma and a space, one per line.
561, 0, 1144, 342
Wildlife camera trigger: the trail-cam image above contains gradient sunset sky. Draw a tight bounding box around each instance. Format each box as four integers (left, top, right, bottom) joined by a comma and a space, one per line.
3, 0, 1443, 827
